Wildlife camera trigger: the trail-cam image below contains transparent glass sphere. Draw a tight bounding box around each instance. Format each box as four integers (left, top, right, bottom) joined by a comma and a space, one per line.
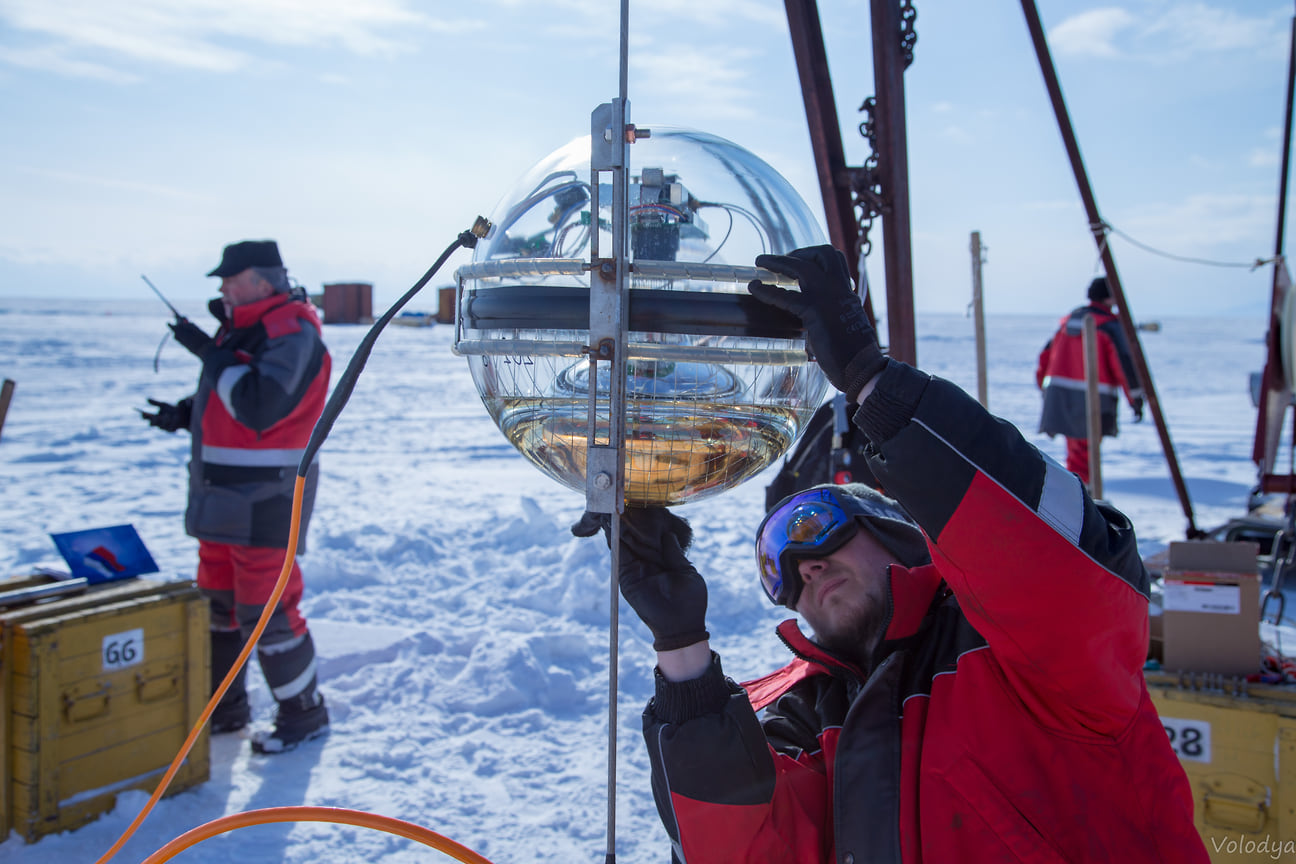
456, 126, 829, 505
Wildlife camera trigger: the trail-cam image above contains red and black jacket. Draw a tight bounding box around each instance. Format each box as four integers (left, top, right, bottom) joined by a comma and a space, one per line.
1035, 303, 1142, 439
184, 292, 331, 550
642, 360, 1206, 864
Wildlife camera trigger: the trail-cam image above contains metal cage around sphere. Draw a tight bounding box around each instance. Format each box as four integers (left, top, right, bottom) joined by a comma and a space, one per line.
454, 127, 830, 506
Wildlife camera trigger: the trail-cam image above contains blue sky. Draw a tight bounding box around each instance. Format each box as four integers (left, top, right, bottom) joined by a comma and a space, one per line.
0, 0, 1290, 317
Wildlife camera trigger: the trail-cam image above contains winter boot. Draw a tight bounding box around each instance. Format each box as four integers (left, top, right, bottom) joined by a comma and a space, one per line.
251, 690, 329, 755
209, 629, 251, 733
250, 630, 329, 754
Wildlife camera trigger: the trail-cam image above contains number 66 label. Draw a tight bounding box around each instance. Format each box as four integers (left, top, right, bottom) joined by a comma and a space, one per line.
1162, 717, 1211, 763
102, 628, 144, 671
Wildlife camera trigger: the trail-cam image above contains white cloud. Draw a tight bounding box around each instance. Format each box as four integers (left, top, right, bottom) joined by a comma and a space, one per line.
631, 43, 763, 122
1050, 7, 1135, 58
1142, 2, 1281, 56
1120, 191, 1275, 250
939, 124, 973, 144
0, 0, 479, 78
1249, 147, 1279, 169
1050, 3, 1286, 63
490, 0, 785, 29
0, 44, 139, 82
16, 164, 205, 201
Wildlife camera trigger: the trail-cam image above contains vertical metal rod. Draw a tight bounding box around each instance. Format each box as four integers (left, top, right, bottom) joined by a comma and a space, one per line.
603, 4, 630, 860
1083, 314, 1103, 499
0, 379, 15, 442
1274, 4, 1295, 264
619, 0, 629, 103
869, 0, 917, 365
1019, 0, 1197, 535
969, 232, 988, 409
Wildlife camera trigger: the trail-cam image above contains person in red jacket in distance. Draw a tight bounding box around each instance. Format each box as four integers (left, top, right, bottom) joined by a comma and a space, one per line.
577, 246, 1207, 863
1035, 275, 1145, 487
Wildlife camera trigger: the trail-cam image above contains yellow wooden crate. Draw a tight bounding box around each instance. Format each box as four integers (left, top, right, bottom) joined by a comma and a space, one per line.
0, 577, 209, 842
1147, 671, 1296, 861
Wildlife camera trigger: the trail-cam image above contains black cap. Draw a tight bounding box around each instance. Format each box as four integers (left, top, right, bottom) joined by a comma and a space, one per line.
1087, 276, 1111, 303
207, 240, 283, 277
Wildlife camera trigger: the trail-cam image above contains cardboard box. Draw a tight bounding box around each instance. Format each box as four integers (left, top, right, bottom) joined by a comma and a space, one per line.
0, 576, 209, 841
1160, 540, 1260, 676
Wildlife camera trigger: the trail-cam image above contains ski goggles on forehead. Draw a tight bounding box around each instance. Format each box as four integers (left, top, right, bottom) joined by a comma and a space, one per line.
756, 488, 860, 607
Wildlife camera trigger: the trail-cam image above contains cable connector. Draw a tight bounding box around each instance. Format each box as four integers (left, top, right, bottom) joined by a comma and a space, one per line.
459, 216, 492, 248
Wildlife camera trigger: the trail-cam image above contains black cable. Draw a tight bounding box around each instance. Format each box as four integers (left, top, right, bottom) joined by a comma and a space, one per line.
1097, 220, 1275, 270
298, 220, 490, 477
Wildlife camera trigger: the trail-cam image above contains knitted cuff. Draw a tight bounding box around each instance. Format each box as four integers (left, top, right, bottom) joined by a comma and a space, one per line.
853, 361, 929, 444
842, 349, 889, 404
650, 653, 733, 725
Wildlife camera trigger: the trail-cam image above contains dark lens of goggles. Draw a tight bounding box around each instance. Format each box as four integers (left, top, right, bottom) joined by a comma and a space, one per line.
756, 489, 854, 606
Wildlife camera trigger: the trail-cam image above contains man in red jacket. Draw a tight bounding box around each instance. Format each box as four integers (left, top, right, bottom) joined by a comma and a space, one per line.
579, 246, 1207, 863
1036, 276, 1144, 486
142, 240, 332, 754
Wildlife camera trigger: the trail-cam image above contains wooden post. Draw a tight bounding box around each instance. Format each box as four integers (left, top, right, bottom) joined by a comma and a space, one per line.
0, 379, 15, 442
969, 232, 988, 408
1082, 315, 1103, 499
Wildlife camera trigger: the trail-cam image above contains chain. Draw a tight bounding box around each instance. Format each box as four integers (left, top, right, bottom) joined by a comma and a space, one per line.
900, 0, 918, 69
851, 2, 918, 259
853, 98, 884, 258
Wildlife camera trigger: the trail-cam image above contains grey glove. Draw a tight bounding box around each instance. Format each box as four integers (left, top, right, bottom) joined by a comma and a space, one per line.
571, 508, 709, 652
749, 245, 887, 402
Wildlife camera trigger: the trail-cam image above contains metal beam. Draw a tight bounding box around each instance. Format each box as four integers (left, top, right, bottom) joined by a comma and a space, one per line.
869, 0, 917, 365
1020, 0, 1200, 537
784, 0, 876, 327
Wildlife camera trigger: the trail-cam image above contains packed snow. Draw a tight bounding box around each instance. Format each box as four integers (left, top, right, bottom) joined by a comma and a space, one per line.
0, 293, 1284, 863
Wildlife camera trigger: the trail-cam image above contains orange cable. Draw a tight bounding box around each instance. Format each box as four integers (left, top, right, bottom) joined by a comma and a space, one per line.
97, 228, 488, 863
138, 806, 495, 864
93, 476, 307, 864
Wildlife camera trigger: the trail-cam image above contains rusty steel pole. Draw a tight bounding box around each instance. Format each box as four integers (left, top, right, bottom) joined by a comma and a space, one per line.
1254, 6, 1296, 490
784, 0, 876, 327
1019, 0, 1199, 536
869, 0, 917, 365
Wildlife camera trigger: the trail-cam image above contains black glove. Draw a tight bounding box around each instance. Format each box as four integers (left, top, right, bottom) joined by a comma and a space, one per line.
170, 316, 214, 358
140, 397, 192, 432
571, 508, 709, 652
1132, 395, 1145, 423
749, 245, 887, 402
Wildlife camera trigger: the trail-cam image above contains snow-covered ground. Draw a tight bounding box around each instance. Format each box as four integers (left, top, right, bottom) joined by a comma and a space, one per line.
0, 294, 1281, 863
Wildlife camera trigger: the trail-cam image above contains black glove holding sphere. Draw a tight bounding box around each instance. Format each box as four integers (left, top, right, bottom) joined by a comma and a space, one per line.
748, 245, 888, 402
571, 507, 709, 652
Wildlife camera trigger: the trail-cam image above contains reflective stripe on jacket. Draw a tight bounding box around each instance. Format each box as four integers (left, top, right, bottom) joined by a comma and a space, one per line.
185, 292, 331, 549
